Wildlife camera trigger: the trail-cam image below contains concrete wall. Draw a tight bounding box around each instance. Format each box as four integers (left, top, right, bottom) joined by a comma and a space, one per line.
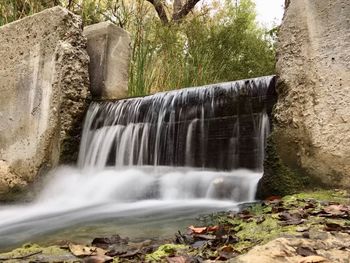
84, 21, 131, 100
0, 7, 89, 200
258, 0, 350, 197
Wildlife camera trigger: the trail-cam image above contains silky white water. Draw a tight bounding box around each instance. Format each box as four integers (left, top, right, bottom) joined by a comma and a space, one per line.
0, 76, 276, 248
0, 167, 261, 247
78, 76, 275, 170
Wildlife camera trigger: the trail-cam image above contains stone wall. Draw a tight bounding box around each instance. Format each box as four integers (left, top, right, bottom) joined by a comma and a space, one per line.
258, 0, 350, 197
84, 21, 131, 100
0, 7, 89, 200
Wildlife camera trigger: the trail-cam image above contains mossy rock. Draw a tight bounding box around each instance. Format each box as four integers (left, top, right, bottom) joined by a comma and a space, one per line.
0, 243, 78, 263
256, 133, 313, 199
145, 244, 189, 262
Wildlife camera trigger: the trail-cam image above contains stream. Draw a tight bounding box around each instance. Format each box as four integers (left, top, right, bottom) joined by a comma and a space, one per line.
0, 166, 261, 249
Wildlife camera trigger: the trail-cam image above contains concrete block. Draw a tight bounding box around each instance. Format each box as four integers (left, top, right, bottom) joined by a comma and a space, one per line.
0, 7, 90, 200
84, 21, 131, 99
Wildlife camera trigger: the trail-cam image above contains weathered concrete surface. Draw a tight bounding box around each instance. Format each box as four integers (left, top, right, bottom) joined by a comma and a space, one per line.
258, 0, 350, 196
84, 21, 130, 99
0, 7, 89, 200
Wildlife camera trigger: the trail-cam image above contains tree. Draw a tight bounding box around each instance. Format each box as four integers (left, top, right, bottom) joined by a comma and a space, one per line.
128, 0, 276, 95
0, 0, 276, 96
145, 0, 201, 24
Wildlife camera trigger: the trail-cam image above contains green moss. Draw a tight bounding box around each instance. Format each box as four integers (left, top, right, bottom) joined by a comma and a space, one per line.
0, 243, 68, 262
145, 244, 189, 262
256, 134, 310, 199
283, 190, 349, 204
234, 241, 254, 253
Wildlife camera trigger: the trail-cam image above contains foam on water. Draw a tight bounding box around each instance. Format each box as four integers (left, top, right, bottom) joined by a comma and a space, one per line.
0, 76, 276, 248
0, 166, 260, 247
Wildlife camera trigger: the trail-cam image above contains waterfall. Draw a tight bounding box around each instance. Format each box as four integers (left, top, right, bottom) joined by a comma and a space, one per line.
78, 76, 275, 171
0, 76, 276, 248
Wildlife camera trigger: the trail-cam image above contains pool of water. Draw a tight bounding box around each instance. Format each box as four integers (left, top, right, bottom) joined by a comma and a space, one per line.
0, 166, 260, 250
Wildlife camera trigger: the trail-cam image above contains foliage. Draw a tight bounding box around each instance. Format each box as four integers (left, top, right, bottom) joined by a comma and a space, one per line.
128, 0, 276, 95
0, 0, 131, 27
0, 0, 57, 25
0, 0, 276, 97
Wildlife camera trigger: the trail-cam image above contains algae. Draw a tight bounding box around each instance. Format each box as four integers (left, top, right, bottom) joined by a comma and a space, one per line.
283, 189, 349, 203
145, 244, 189, 262
2, 190, 349, 262
0, 243, 77, 263
256, 134, 312, 199
213, 189, 350, 253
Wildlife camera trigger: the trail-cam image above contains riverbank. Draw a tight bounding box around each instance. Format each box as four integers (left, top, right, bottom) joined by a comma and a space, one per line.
1, 190, 349, 262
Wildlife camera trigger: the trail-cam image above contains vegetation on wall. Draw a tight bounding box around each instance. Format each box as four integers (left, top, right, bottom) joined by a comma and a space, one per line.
0, 0, 277, 96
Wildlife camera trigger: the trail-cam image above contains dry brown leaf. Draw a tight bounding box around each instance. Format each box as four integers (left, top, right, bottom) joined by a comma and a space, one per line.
69, 244, 106, 257
167, 256, 190, 263
296, 246, 316, 257
299, 255, 330, 263
265, 195, 282, 201
82, 255, 113, 263
296, 226, 310, 232
188, 225, 207, 234
323, 205, 348, 216
207, 225, 219, 232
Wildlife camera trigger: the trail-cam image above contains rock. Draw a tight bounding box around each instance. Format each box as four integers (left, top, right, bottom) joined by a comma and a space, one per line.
83, 21, 131, 99
0, 160, 27, 197
0, 243, 79, 263
259, 0, 350, 197
0, 7, 89, 200
68, 244, 106, 257
231, 233, 350, 263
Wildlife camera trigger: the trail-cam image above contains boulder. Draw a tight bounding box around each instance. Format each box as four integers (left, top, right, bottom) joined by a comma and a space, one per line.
258, 0, 350, 197
83, 21, 131, 99
0, 7, 89, 200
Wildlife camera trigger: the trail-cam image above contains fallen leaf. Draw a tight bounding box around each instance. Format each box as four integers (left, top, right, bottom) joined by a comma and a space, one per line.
265, 195, 281, 201
220, 245, 234, 253
278, 212, 304, 226
118, 249, 140, 258
324, 222, 343, 232
188, 225, 207, 234
296, 226, 310, 232
303, 203, 316, 209
92, 235, 128, 249
256, 215, 265, 224
323, 205, 349, 216
225, 235, 239, 244
238, 210, 254, 220
82, 255, 113, 263
298, 255, 329, 263
191, 240, 206, 248
69, 244, 106, 257
296, 246, 317, 257
302, 232, 310, 239
105, 247, 128, 257
167, 255, 191, 263
217, 250, 235, 260
324, 222, 350, 233
207, 225, 219, 232
195, 234, 216, 240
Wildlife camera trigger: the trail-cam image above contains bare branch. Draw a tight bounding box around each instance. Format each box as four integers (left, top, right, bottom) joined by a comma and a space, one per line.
172, 0, 201, 22
173, 0, 182, 14
146, 0, 169, 24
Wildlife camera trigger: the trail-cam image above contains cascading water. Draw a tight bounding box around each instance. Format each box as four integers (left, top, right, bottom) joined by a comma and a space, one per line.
0, 76, 276, 248
79, 76, 275, 170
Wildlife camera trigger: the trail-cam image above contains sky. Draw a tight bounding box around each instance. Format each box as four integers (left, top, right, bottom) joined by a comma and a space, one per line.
254, 0, 285, 27
200, 0, 285, 28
